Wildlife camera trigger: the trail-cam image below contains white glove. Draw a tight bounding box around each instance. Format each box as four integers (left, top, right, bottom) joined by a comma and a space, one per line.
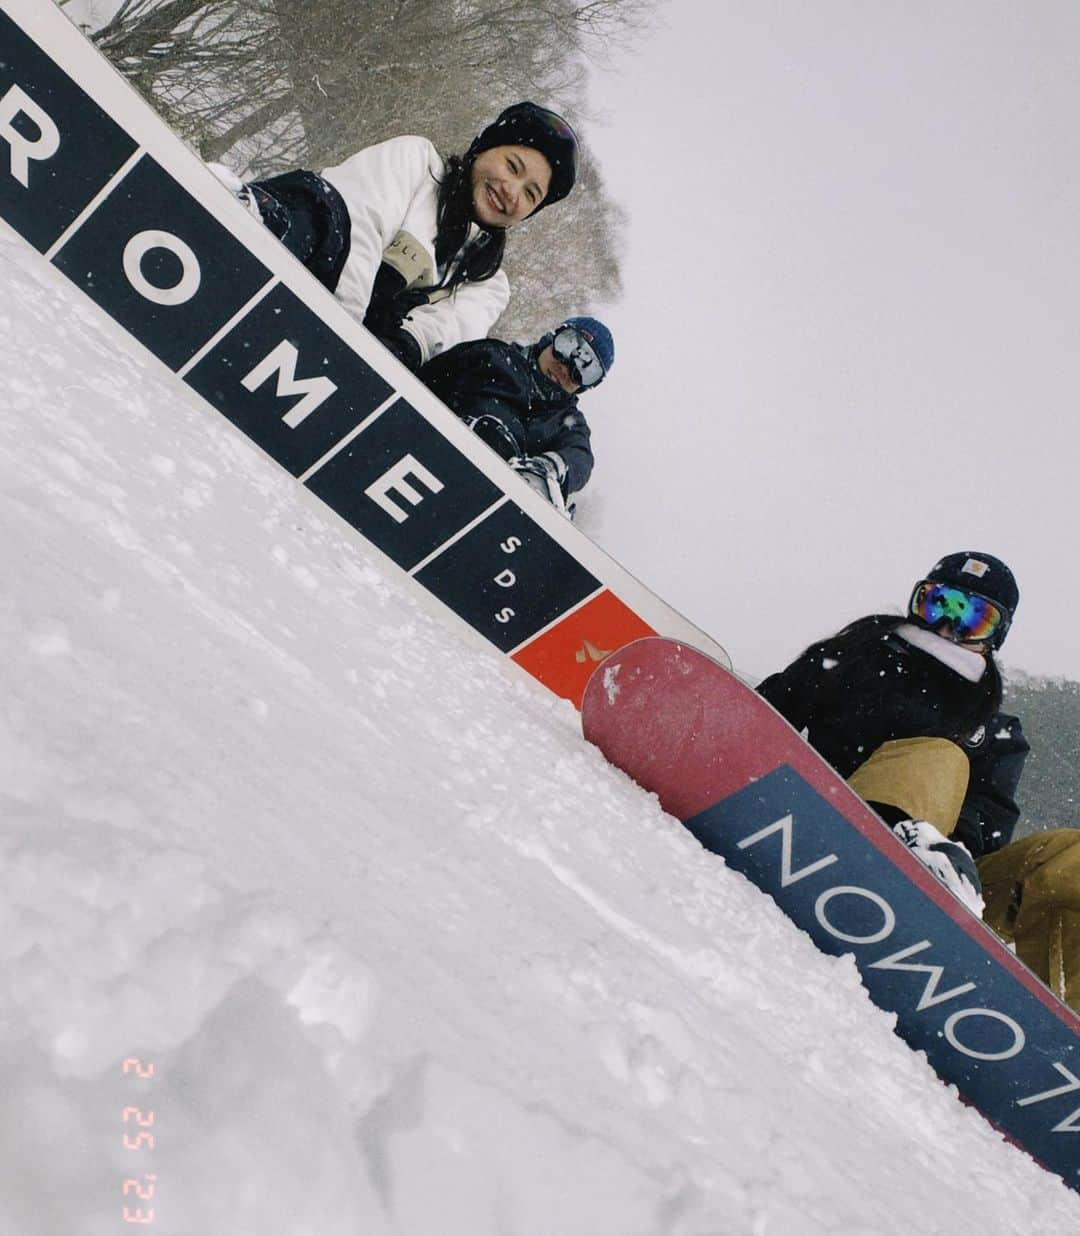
891, 818, 984, 916
510, 453, 569, 515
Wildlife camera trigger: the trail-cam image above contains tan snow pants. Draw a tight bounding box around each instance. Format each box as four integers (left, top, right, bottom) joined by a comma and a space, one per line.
848, 736, 1080, 1013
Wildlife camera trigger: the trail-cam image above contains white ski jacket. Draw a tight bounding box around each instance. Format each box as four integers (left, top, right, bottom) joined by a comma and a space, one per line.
321, 136, 510, 365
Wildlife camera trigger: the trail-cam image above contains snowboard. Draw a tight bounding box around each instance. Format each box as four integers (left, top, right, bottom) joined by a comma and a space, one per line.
0, 0, 727, 710
581, 636, 1080, 1193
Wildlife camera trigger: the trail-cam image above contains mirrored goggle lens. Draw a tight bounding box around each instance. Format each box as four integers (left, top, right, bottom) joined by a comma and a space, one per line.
910, 581, 1004, 643
552, 327, 604, 387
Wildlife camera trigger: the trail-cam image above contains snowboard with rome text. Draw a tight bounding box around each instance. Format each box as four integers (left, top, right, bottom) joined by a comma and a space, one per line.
0, 0, 727, 710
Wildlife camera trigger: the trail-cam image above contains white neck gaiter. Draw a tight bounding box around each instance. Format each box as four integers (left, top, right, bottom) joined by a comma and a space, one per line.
894, 623, 988, 683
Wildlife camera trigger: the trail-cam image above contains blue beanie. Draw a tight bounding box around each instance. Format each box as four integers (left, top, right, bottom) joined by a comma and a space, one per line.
560, 316, 614, 377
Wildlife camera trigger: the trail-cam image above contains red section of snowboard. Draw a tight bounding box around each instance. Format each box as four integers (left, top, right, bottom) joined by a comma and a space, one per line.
582, 636, 866, 823
512, 590, 656, 708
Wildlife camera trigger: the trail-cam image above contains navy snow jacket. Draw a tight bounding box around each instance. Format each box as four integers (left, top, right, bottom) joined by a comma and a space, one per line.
420, 338, 595, 496
955, 713, 1030, 858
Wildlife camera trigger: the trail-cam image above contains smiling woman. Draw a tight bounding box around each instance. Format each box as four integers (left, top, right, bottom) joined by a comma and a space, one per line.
211, 102, 579, 373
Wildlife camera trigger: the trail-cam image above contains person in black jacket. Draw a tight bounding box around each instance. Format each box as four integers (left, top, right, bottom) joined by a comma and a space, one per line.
420, 316, 614, 516
758, 552, 1080, 1013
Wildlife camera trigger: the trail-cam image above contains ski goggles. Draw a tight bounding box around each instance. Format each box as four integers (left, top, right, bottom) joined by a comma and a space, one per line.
908, 580, 1009, 645
552, 326, 605, 388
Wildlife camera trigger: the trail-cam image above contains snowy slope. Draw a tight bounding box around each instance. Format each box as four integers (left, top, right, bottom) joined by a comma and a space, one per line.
2, 223, 1078, 1236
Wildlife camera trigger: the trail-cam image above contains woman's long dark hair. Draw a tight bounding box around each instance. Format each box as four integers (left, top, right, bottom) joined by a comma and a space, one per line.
433, 152, 506, 287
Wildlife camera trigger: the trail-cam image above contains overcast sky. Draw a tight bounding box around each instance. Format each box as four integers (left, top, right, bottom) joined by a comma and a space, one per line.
583, 0, 1080, 683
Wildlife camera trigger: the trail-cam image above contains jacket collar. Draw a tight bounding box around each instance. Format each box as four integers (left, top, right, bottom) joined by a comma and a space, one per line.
894, 622, 988, 683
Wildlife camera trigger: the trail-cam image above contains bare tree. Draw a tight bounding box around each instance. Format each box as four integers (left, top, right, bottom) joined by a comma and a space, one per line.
72, 0, 301, 165
268, 0, 653, 169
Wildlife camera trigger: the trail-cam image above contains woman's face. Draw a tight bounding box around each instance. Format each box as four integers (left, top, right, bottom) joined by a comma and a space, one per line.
470, 144, 552, 228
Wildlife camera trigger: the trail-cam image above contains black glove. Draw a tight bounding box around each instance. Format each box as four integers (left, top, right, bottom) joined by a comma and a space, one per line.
363, 263, 425, 370
467, 414, 521, 461
363, 263, 409, 335
375, 326, 422, 372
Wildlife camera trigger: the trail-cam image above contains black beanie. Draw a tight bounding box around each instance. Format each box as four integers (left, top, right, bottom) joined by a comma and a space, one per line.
925, 552, 1020, 618
914, 551, 1019, 649
469, 102, 579, 211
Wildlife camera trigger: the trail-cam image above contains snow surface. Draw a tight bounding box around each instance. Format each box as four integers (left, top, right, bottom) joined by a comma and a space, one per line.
3, 222, 1079, 1236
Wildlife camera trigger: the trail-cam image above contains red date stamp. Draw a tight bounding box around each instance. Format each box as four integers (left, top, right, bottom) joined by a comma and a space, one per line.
120, 1057, 157, 1226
